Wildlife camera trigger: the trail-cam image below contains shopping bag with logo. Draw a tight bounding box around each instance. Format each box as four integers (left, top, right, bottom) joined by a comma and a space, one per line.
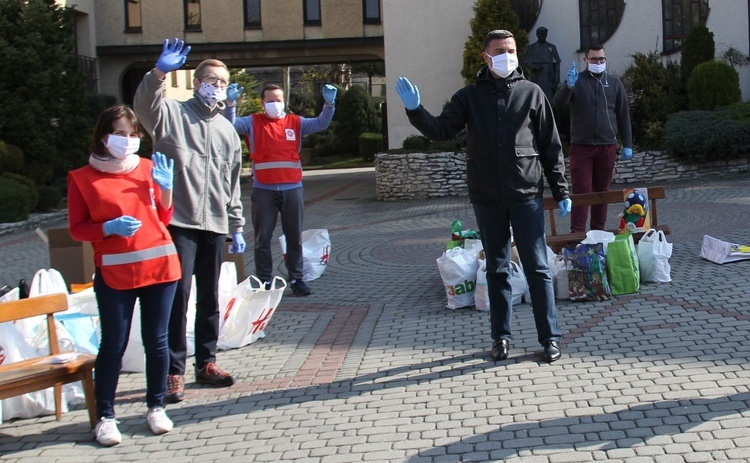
279, 229, 331, 281
562, 243, 612, 301
605, 233, 640, 295
639, 229, 673, 281
699, 234, 745, 266
217, 276, 286, 350
436, 246, 478, 309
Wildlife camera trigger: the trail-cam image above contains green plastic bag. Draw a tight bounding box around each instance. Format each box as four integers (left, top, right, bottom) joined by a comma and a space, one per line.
447, 220, 480, 249
606, 233, 640, 295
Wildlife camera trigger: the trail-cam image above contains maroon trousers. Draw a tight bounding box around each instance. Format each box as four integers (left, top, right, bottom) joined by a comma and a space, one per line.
569, 143, 617, 233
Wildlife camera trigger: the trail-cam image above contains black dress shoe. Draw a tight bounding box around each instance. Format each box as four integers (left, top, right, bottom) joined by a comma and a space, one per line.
544, 340, 561, 363
490, 339, 509, 361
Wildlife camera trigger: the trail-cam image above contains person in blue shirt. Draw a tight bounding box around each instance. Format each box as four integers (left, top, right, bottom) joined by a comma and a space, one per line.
224, 83, 336, 296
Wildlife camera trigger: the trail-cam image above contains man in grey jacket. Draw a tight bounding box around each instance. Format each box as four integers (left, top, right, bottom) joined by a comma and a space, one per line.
396, 30, 571, 363
134, 39, 245, 403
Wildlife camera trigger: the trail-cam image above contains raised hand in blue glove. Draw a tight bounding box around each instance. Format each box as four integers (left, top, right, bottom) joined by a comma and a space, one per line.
227, 83, 245, 105
396, 77, 421, 110
322, 84, 337, 105
231, 232, 246, 253
151, 151, 174, 190
620, 147, 633, 161
566, 62, 578, 88
103, 216, 142, 237
558, 198, 572, 218
156, 38, 191, 74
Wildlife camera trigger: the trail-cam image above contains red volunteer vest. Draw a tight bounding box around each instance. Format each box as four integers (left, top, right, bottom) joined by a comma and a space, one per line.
250, 113, 303, 184
68, 161, 181, 290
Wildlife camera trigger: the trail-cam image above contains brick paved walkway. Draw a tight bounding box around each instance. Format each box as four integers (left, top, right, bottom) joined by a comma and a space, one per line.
1, 168, 749, 462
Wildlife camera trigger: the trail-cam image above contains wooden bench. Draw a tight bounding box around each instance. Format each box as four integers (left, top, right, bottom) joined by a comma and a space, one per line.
543, 186, 671, 254
0, 293, 97, 428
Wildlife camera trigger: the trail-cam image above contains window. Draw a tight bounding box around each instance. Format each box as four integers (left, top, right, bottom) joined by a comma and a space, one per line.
125, 0, 142, 33
185, 0, 201, 31
509, 0, 542, 33
171, 71, 178, 88
244, 0, 261, 28
662, 0, 709, 53
579, 0, 625, 50
363, 0, 380, 24
304, 0, 321, 26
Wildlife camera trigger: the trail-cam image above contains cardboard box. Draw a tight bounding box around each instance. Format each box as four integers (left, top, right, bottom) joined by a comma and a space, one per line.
47, 227, 95, 289
223, 239, 246, 282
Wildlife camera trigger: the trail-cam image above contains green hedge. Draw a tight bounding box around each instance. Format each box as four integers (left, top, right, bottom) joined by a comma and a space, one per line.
665, 103, 750, 162
0, 177, 31, 223
2, 173, 38, 211
36, 185, 62, 212
358, 133, 383, 162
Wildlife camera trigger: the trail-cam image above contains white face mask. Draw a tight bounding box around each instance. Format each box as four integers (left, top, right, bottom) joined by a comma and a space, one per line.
197, 82, 227, 107
104, 134, 140, 159
489, 52, 519, 78
588, 62, 607, 74
264, 101, 286, 119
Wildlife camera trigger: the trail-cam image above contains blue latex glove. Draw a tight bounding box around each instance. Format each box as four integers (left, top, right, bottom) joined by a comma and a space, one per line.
155, 38, 191, 73
396, 77, 421, 110
151, 151, 174, 190
227, 83, 244, 104
566, 62, 578, 87
620, 147, 633, 161
322, 84, 337, 105
231, 232, 246, 253
103, 216, 142, 237
558, 198, 572, 218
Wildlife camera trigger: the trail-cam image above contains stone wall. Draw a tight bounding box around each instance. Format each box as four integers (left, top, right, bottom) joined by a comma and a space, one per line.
375, 150, 750, 200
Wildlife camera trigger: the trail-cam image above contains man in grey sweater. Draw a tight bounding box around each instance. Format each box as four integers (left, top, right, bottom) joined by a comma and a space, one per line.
134, 39, 245, 403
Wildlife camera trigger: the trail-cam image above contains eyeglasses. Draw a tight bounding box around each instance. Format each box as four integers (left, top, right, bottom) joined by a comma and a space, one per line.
587, 57, 607, 63
200, 75, 229, 87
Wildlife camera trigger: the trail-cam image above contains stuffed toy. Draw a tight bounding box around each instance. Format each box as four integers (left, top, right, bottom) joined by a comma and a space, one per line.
619, 191, 647, 232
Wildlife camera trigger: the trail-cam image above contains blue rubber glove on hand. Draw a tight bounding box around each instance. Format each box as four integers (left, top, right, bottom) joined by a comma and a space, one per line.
566, 62, 578, 87
396, 77, 421, 110
156, 38, 191, 74
558, 198, 572, 218
226, 83, 245, 105
231, 232, 246, 253
103, 216, 142, 237
620, 147, 633, 161
151, 152, 174, 190
322, 84, 337, 105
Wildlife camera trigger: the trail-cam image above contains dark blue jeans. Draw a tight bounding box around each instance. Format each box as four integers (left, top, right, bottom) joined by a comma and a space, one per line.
167, 226, 225, 374
251, 187, 304, 282
93, 269, 176, 419
473, 199, 561, 345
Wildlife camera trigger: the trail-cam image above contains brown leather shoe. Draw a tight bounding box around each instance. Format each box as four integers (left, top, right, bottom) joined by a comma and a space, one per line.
195, 362, 236, 387
165, 374, 185, 403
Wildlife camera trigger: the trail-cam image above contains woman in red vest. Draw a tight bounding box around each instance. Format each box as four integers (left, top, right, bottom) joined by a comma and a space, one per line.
68, 105, 181, 447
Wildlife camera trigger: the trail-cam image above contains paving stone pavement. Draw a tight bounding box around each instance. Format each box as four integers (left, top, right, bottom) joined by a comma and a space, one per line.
1, 167, 749, 463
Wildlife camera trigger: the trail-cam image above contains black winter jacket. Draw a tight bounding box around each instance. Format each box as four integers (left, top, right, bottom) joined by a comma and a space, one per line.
406, 66, 569, 205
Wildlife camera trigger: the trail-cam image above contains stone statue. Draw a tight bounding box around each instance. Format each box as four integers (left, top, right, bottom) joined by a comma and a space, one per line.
524, 27, 561, 101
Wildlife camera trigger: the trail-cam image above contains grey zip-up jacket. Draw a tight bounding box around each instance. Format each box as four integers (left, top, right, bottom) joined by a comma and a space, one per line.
406, 66, 569, 205
553, 69, 632, 148
134, 70, 244, 235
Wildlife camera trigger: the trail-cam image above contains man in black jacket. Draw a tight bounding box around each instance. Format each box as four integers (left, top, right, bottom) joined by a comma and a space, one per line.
396, 29, 572, 363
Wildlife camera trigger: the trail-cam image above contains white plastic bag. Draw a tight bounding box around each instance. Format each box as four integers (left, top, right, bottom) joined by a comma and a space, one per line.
638, 229, 673, 282
217, 276, 286, 350
550, 254, 569, 300
699, 234, 750, 265
474, 258, 489, 311
436, 247, 478, 309
509, 261, 527, 305
279, 229, 331, 281
120, 300, 145, 373
581, 230, 616, 254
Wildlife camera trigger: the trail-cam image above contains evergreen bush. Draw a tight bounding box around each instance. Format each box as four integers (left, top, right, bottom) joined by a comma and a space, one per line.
1, 173, 38, 211
334, 86, 379, 156
0, 177, 31, 223
0, 142, 24, 173
358, 133, 384, 162
680, 24, 715, 86
664, 103, 750, 162
36, 185, 62, 212
687, 60, 741, 110
402, 135, 431, 150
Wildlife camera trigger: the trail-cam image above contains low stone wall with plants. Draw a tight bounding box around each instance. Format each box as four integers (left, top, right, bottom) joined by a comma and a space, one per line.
375, 150, 750, 201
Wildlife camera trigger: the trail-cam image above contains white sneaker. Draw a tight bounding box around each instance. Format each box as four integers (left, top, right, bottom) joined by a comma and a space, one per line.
146, 406, 173, 434
94, 417, 122, 446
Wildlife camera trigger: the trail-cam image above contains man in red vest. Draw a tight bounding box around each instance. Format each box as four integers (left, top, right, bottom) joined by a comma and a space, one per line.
225, 83, 336, 295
